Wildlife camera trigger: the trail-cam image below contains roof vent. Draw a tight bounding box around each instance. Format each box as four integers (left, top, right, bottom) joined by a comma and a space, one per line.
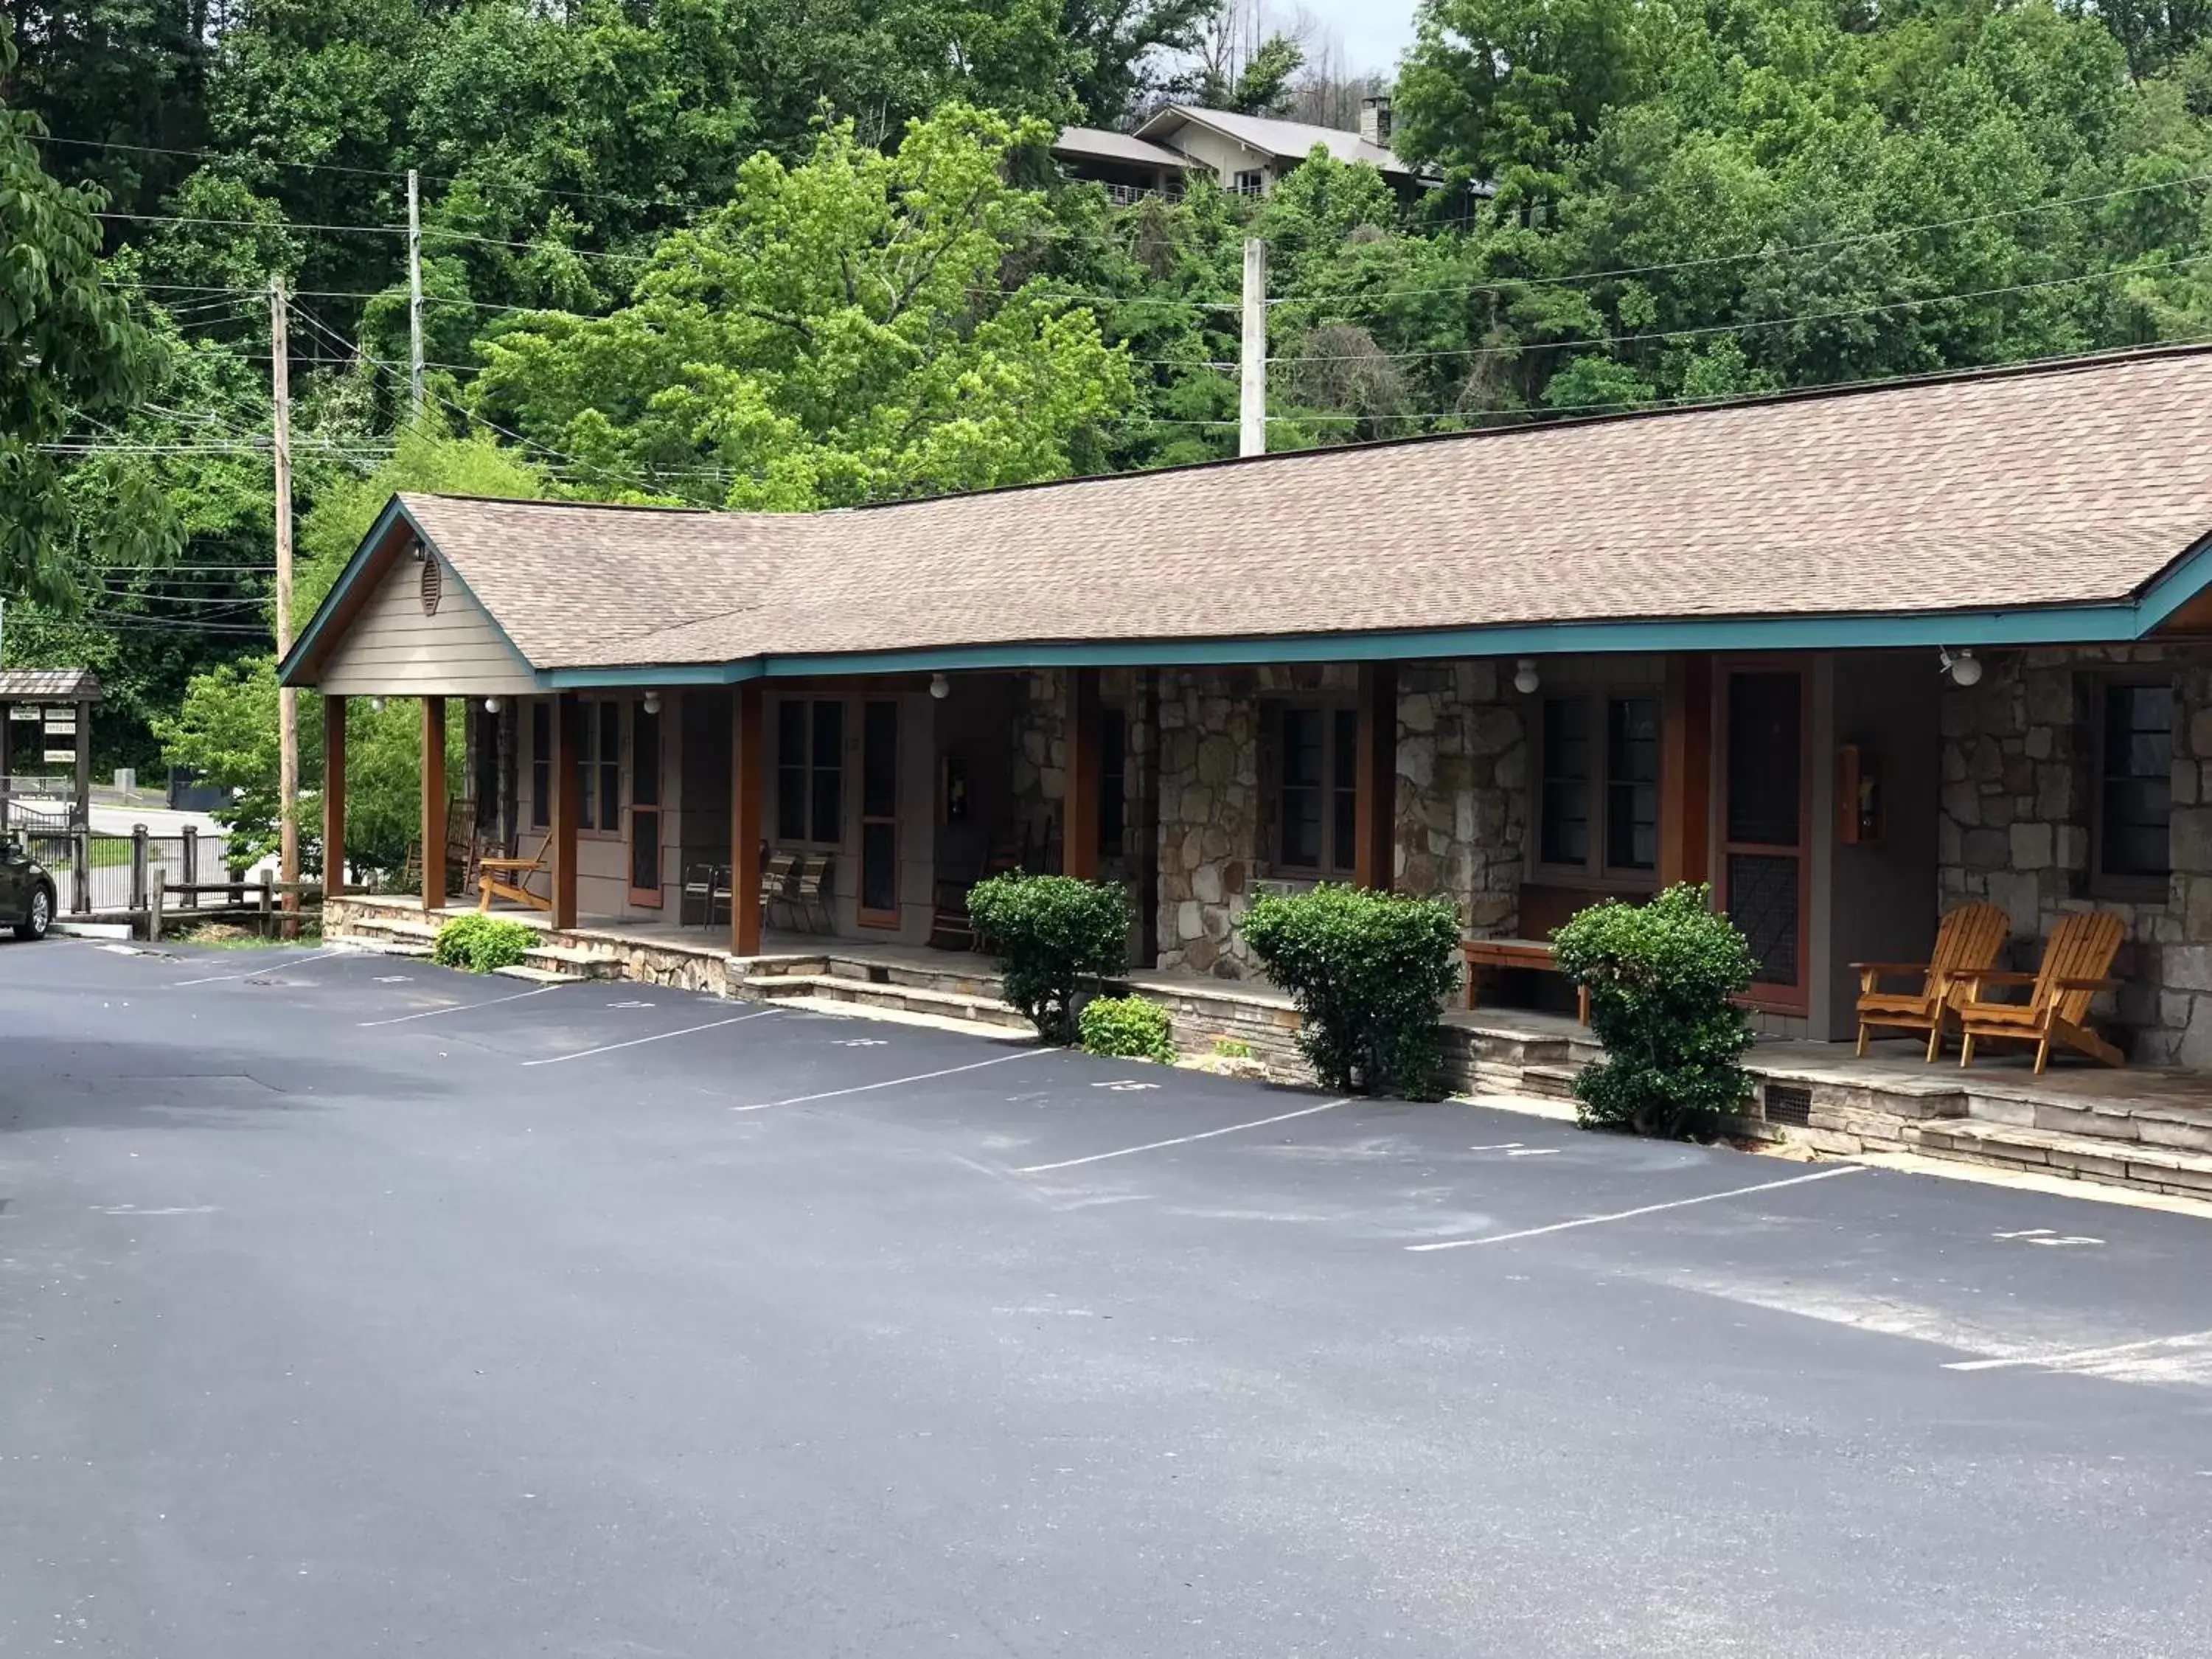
1360, 96, 1393, 151
420, 553, 443, 616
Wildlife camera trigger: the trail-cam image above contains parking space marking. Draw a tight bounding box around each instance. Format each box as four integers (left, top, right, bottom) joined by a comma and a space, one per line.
172, 947, 349, 987
521, 1008, 776, 1067
731, 1047, 1050, 1112
358, 982, 574, 1027
1407, 1164, 1864, 1251
1017, 1097, 1352, 1175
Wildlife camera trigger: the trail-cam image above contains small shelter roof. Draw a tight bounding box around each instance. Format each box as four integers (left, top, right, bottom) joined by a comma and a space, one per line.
0, 669, 102, 703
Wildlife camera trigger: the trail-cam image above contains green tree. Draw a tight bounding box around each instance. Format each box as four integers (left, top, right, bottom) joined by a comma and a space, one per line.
477, 104, 1132, 508
1, 37, 166, 605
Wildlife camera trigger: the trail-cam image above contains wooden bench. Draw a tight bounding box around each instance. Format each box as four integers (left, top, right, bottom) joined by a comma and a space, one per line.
1461, 937, 1590, 1025
478, 831, 552, 912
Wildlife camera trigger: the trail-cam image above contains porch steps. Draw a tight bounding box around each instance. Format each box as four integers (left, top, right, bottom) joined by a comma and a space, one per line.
730, 953, 1029, 1033
1908, 1119, 2212, 1199
326, 933, 434, 959
493, 945, 624, 984
1952, 1086, 2212, 1155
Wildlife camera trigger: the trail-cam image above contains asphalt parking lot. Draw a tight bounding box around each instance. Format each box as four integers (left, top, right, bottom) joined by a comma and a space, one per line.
5, 938, 2212, 1657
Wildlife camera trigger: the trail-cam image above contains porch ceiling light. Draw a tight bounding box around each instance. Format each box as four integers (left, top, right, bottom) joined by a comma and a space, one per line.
929, 672, 951, 700
1939, 647, 1983, 687
1512, 657, 1540, 695
369, 696, 386, 712
483, 695, 502, 713
642, 691, 661, 715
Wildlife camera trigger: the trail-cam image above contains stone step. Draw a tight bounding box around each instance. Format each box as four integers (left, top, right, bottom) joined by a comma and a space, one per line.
352, 916, 442, 942
521, 944, 622, 980
1910, 1119, 2212, 1198
1518, 1062, 1583, 1101
324, 932, 433, 959
734, 955, 831, 980
1961, 1089, 2212, 1154
494, 963, 582, 985
821, 956, 1004, 998
742, 972, 1031, 1032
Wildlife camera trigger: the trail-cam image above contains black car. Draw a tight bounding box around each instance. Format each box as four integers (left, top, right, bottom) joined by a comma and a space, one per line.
0, 835, 57, 941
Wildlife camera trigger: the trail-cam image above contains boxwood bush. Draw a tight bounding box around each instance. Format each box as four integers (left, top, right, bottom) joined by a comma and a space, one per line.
1241, 883, 1461, 1097
431, 912, 538, 974
965, 872, 1129, 1043
1549, 883, 1756, 1138
1079, 995, 1175, 1062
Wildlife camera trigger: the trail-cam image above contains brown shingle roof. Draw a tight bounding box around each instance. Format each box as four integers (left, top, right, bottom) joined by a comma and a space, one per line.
382, 349, 2212, 672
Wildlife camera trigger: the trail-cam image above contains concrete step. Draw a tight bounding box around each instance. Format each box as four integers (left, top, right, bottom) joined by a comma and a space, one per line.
1911, 1119, 2212, 1198
742, 971, 1031, 1032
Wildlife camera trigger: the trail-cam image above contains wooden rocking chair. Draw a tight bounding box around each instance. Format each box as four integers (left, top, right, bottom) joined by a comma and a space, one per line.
1951, 911, 2129, 1074
478, 830, 553, 913
1851, 902, 2011, 1062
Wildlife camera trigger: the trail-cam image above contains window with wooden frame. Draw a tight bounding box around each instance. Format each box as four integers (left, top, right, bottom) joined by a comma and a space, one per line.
1099, 705, 1128, 858
775, 698, 845, 846
576, 698, 623, 835
2094, 678, 2173, 896
529, 701, 552, 830
1265, 702, 1360, 877
1533, 691, 1660, 885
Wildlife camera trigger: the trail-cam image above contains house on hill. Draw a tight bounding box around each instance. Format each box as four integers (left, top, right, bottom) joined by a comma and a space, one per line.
1053, 97, 1441, 202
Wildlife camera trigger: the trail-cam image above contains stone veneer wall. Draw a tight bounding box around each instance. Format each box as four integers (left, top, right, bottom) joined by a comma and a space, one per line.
1394, 661, 1526, 933
1009, 669, 1067, 866
1155, 666, 1270, 975
1938, 643, 2212, 1065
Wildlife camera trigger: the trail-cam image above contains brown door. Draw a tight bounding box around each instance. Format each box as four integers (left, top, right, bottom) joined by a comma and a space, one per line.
858, 699, 900, 927
1717, 664, 1810, 1015
627, 699, 663, 907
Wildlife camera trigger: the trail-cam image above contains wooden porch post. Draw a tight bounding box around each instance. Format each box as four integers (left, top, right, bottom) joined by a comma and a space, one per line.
322, 695, 347, 897
420, 695, 446, 912
1353, 662, 1398, 891
1658, 653, 1714, 888
730, 681, 764, 957
1064, 667, 1102, 881
551, 693, 580, 928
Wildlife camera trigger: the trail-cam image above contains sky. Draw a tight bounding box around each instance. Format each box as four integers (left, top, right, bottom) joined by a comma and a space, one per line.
1292, 0, 1421, 74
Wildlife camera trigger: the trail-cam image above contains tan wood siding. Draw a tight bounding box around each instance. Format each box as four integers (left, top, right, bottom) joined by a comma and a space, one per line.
319, 556, 538, 697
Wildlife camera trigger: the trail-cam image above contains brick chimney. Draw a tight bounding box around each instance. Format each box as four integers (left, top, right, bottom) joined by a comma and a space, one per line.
1360, 96, 1394, 151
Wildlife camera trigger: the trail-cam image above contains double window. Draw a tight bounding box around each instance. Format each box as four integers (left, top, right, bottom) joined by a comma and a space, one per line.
1270, 703, 1360, 875
2096, 680, 2172, 890
578, 698, 622, 832
777, 699, 845, 845
1537, 692, 1659, 880
527, 698, 619, 832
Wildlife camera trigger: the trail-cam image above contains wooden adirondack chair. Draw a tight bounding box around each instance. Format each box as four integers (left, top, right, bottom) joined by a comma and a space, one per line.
477, 830, 552, 913
1852, 902, 2011, 1062
1952, 911, 2129, 1074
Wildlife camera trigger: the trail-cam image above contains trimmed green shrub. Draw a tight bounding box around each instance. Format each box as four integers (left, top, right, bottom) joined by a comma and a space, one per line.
965, 872, 1129, 1043
1079, 995, 1175, 1062
1241, 883, 1461, 1097
1549, 883, 1757, 1138
431, 912, 538, 974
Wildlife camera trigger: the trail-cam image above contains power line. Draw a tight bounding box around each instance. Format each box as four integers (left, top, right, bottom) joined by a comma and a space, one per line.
91, 209, 401, 237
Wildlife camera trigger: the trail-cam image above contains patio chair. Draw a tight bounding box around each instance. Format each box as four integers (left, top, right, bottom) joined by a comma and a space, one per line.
1952, 911, 2129, 1074
757, 850, 799, 931
928, 830, 1025, 951
1851, 901, 2010, 1062
682, 861, 731, 930
789, 854, 833, 933
478, 830, 552, 913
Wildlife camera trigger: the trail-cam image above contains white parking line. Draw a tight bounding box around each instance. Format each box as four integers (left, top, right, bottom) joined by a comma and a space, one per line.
521, 1008, 776, 1067
172, 948, 348, 987
731, 1048, 1050, 1112
1407, 1165, 1865, 1251
358, 982, 571, 1026
1018, 1097, 1353, 1175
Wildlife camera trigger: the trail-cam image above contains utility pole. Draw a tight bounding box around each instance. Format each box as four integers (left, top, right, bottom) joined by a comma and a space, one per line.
406, 168, 425, 421
270, 274, 299, 931
1239, 236, 1267, 459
